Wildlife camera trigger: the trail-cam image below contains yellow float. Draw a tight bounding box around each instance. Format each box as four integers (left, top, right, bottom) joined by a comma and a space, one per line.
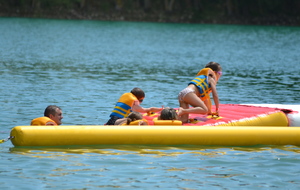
10, 125, 300, 146
8, 104, 300, 147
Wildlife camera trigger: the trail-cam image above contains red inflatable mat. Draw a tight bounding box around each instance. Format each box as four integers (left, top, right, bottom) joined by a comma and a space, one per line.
143, 104, 290, 126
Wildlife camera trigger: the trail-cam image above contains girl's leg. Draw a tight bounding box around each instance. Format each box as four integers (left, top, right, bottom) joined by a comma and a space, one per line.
178, 92, 208, 123
178, 101, 189, 123
183, 92, 208, 114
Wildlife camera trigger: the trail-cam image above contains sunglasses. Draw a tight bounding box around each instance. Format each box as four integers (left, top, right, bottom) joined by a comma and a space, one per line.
217, 71, 223, 76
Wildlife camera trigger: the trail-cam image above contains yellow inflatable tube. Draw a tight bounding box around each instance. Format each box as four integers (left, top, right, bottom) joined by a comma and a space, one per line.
10, 125, 300, 146
215, 111, 289, 126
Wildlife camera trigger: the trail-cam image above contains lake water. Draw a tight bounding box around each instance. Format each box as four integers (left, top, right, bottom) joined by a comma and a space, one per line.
1, 17, 300, 189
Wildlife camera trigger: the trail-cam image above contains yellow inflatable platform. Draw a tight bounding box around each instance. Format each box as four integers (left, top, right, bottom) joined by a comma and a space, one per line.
8, 104, 300, 147
10, 125, 300, 146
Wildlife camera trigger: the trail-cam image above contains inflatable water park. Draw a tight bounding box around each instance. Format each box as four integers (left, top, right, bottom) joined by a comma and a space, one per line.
6, 104, 300, 147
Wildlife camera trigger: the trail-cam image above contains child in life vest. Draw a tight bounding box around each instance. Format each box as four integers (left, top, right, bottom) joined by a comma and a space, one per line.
177, 62, 222, 123
106, 87, 163, 125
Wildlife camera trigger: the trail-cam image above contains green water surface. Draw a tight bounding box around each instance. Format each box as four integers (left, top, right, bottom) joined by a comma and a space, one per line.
1, 18, 300, 189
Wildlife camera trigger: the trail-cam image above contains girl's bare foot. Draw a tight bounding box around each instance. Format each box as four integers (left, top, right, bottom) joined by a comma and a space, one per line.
177, 107, 184, 117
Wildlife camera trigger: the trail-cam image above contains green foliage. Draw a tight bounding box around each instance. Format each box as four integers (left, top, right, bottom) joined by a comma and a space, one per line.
0, 0, 299, 25
40, 0, 81, 9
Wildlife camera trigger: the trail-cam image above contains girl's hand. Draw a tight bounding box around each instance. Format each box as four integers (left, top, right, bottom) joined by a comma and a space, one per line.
211, 110, 219, 117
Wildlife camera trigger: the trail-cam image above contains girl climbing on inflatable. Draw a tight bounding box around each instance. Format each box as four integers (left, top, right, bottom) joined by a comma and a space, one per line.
177, 62, 222, 123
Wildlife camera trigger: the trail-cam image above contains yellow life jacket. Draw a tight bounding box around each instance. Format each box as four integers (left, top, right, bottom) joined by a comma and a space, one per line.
31, 117, 57, 126
110, 93, 138, 118
189, 68, 216, 101
196, 68, 216, 79
125, 119, 182, 125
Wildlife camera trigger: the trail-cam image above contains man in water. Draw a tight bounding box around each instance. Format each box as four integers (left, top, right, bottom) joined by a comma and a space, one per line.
31, 105, 63, 125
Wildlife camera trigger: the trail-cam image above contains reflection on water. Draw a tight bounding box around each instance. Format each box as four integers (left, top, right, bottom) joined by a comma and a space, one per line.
9, 144, 300, 156
6, 145, 300, 189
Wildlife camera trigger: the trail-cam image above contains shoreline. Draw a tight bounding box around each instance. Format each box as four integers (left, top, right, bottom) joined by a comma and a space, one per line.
1, 9, 300, 26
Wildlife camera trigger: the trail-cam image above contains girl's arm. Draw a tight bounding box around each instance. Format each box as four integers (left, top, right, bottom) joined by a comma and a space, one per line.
203, 98, 212, 114
209, 78, 220, 113
132, 100, 163, 113
132, 100, 148, 112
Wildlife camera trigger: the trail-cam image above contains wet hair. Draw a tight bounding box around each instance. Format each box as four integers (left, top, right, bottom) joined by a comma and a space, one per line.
131, 87, 145, 100
159, 107, 178, 120
126, 111, 143, 125
44, 105, 61, 117
205, 62, 222, 72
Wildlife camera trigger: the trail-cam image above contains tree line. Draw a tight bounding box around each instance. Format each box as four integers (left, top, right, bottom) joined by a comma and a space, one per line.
1, 0, 300, 25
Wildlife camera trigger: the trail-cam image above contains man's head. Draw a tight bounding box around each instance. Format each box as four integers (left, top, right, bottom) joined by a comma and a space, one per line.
44, 105, 63, 125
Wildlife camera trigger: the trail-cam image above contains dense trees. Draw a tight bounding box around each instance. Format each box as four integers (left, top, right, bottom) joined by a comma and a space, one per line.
1, 0, 299, 25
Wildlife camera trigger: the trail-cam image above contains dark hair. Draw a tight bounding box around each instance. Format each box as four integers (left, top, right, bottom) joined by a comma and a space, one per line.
159, 107, 178, 120
131, 87, 145, 100
126, 111, 143, 125
205, 62, 222, 72
44, 105, 61, 117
